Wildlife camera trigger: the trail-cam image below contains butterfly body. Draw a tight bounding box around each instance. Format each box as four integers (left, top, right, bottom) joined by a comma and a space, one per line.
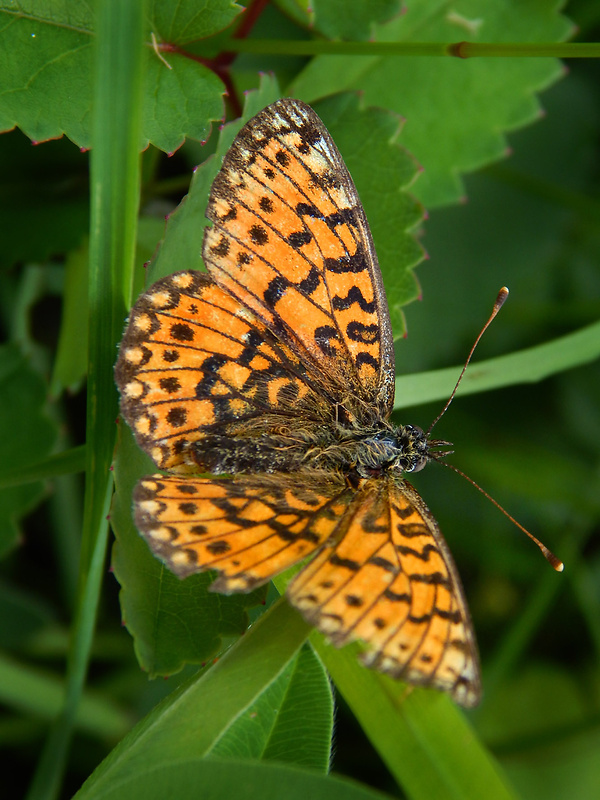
116, 99, 481, 707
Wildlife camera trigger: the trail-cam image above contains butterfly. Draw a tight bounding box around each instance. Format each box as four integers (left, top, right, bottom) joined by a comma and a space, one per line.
115, 98, 481, 707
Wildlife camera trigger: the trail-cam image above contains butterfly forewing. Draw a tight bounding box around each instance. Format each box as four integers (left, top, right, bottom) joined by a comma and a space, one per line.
203, 99, 395, 417
116, 271, 333, 472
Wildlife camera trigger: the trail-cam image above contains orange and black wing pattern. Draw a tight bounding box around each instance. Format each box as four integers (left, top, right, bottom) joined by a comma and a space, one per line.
203, 100, 395, 417
116, 270, 332, 472
115, 98, 482, 707
289, 476, 480, 707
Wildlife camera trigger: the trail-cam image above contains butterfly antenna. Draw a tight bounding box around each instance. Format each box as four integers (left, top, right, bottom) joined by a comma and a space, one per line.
438, 460, 564, 572
427, 287, 509, 436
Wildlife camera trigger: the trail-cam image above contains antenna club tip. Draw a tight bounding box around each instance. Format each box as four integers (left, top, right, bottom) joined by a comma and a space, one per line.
495, 286, 509, 309
542, 546, 564, 572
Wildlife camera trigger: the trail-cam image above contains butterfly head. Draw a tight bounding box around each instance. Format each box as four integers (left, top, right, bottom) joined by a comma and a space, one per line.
392, 424, 452, 474
352, 424, 452, 478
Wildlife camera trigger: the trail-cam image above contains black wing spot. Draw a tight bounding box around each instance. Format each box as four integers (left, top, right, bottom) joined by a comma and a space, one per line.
190, 524, 207, 535
177, 484, 198, 494
259, 196, 275, 213
264, 275, 290, 306
346, 321, 379, 344
166, 407, 188, 427
356, 352, 379, 371
314, 325, 339, 356
345, 594, 363, 607
170, 323, 194, 342
332, 286, 376, 313
249, 224, 268, 245
237, 251, 252, 265
206, 540, 231, 555
211, 236, 230, 256
324, 254, 366, 274
159, 377, 180, 394
296, 202, 320, 218
325, 209, 354, 230
288, 230, 312, 248
163, 349, 180, 363
329, 554, 360, 571
298, 266, 320, 294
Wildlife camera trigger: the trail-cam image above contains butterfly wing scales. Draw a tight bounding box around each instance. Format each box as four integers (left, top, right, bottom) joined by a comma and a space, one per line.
203, 99, 395, 417
288, 477, 481, 707
134, 472, 353, 589
116, 270, 332, 472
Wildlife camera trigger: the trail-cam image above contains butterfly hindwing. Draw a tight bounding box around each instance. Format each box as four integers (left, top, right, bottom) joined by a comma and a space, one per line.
133, 472, 353, 589
288, 476, 481, 707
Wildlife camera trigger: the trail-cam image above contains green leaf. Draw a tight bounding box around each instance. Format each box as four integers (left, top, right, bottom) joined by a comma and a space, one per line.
0, 0, 235, 152
211, 644, 333, 771
72, 600, 314, 800
311, 637, 517, 800
260, 645, 333, 771
148, 73, 282, 283
0, 344, 57, 557
275, 0, 403, 41
287, 0, 573, 206
111, 423, 267, 676
75, 757, 394, 800
149, 0, 242, 42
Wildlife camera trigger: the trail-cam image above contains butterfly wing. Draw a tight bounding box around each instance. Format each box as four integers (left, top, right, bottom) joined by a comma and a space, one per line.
203, 98, 395, 418
116, 271, 333, 472
288, 476, 481, 707
133, 472, 353, 587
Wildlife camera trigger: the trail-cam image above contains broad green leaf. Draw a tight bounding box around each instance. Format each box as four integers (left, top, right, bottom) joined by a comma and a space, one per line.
75, 757, 394, 800
288, 0, 573, 207
0, 344, 57, 556
72, 600, 314, 800
148, 0, 242, 42
211, 644, 334, 771
0, 0, 236, 152
111, 423, 267, 676
261, 645, 333, 771
148, 73, 282, 283
275, 0, 403, 41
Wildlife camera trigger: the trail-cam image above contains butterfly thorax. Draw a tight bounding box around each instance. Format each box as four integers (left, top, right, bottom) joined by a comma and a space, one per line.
188, 418, 432, 480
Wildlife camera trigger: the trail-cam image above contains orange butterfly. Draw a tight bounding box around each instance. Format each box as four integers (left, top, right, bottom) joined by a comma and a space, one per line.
116, 99, 481, 707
